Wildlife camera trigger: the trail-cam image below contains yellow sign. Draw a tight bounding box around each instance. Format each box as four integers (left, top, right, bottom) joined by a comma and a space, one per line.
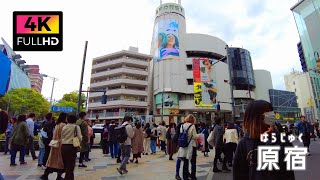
307, 98, 312, 107
275, 113, 281, 120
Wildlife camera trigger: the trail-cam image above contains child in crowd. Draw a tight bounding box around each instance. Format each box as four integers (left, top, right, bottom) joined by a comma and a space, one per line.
38, 127, 47, 169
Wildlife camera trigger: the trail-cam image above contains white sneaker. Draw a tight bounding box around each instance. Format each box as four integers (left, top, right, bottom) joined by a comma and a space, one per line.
42, 165, 47, 170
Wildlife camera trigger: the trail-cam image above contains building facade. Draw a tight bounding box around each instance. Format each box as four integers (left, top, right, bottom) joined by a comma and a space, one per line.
88, 47, 152, 123
269, 89, 301, 124
253, 70, 273, 102
298, 41, 307, 72
228, 47, 255, 120
291, 0, 320, 120
0, 38, 31, 96
149, 2, 232, 125
25, 65, 43, 93
284, 70, 317, 122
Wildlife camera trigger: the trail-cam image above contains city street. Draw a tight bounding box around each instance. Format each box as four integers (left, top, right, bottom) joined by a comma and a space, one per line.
0, 139, 319, 180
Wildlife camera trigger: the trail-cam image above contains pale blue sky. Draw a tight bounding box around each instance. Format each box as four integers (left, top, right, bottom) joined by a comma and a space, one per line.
0, 0, 302, 100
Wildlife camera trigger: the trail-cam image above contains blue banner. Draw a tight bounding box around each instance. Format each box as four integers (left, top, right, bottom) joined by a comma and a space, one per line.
0, 51, 11, 96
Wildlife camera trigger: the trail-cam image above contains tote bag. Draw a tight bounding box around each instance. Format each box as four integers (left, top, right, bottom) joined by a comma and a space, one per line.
73, 126, 81, 151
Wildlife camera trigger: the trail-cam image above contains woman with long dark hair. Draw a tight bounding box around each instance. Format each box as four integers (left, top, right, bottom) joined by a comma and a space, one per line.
166, 123, 176, 160
223, 122, 238, 167
233, 100, 295, 180
131, 122, 144, 163
61, 114, 82, 180
9, 114, 29, 166
40, 112, 67, 180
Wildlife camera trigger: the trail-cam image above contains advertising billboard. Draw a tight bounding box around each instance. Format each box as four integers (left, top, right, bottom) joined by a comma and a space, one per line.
193, 58, 218, 107
0, 51, 11, 96
153, 19, 179, 61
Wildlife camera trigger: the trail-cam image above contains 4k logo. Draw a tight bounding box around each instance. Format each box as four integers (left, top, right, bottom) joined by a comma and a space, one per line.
13, 11, 63, 51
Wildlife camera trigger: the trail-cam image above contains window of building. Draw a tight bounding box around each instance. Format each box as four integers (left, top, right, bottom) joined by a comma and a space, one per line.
293, 81, 295, 85
186, 65, 193, 71
187, 79, 193, 85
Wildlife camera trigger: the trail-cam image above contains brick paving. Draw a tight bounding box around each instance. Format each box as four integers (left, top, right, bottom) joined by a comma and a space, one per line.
0, 148, 215, 180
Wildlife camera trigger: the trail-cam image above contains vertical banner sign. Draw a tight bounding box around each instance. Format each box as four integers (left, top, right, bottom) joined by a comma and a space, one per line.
13, 11, 63, 51
193, 58, 218, 107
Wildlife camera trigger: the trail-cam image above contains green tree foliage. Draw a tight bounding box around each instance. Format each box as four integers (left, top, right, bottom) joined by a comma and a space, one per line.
53, 91, 86, 114
0, 88, 50, 117
61, 91, 86, 108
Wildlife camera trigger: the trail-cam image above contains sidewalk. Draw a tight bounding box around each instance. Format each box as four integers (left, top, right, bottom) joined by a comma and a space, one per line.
0, 147, 216, 180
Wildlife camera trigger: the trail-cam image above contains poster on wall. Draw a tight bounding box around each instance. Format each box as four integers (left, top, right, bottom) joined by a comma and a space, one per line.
193, 58, 218, 107
155, 92, 179, 108
153, 19, 179, 61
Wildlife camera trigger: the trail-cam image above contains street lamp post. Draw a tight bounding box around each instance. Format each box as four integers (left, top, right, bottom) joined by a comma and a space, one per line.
42, 74, 58, 112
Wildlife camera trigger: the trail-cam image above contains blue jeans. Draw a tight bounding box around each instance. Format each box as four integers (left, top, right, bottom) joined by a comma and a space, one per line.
109, 142, 119, 158
150, 140, 156, 153
0, 173, 4, 180
4, 135, 11, 154
38, 148, 45, 165
176, 158, 182, 176
10, 145, 26, 164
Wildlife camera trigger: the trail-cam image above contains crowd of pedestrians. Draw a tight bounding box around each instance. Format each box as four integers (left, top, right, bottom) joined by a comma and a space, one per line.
1, 100, 320, 180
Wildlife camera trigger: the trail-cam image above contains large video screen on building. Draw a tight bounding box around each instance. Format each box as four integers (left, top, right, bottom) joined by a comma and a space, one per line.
152, 19, 179, 61
0, 51, 11, 96
193, 58, 218, 107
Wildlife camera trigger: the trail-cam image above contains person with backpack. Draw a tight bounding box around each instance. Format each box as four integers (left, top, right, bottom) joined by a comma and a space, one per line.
143, 123, 152, 155
166, 123, 176, 160
176, 114, 198, 180
116, 116, 134, 175
150, 123, 158, 154
109, 120, 119, 158
174, 122, 183, 180
233, 100, 295, 180
101, 121, 110, 155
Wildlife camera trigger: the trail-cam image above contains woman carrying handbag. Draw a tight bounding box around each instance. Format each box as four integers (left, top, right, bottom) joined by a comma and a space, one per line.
61, 115, 82, 180
40, 113, 67, 180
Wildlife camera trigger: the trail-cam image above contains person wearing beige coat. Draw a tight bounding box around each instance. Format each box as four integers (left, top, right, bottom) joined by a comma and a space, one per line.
40, 113, 67, 180
131, 122, 144, 163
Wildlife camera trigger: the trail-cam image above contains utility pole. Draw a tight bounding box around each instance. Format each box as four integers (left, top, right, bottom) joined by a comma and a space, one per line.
77, 41, 88, 115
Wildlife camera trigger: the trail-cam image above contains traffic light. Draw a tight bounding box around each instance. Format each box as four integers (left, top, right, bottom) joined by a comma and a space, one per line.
101, 95, 107, 104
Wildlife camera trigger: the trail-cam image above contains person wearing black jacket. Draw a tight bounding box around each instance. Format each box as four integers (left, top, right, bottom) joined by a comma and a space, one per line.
42, 113, 55, 167
233, 100, 295, 180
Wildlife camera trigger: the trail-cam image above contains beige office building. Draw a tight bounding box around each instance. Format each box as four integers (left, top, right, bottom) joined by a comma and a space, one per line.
88, 47, 152, 123
284, 70, 318, 122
